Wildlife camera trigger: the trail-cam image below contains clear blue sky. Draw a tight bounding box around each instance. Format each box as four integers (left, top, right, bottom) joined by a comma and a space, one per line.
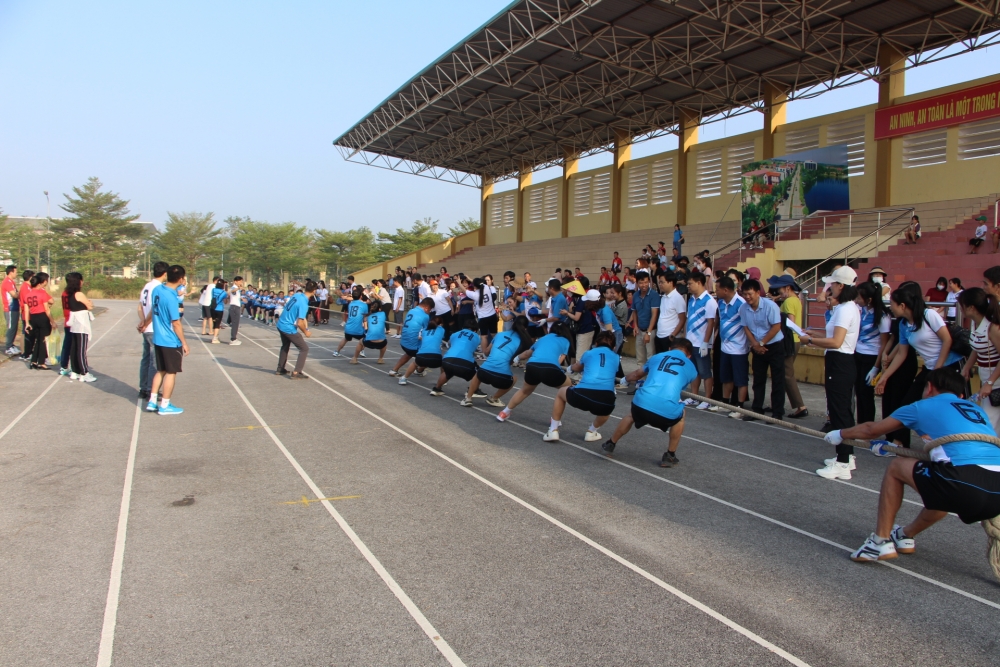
2, 1, 997, 231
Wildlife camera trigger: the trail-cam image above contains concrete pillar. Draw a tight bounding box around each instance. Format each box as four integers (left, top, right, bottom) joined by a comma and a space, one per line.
874, 44, 905, 207
611, 130, 632, 234
479, 177, 494, 247
762, 83, 788, 159
561, 149, 579, 238
516, 168, 532, 243
676, 110, 699, 227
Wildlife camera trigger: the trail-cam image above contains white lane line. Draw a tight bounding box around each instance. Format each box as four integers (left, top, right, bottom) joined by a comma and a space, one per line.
191, 327, 466, 667
249, 335, 1000, 613
0, 308, 130, 442
239, 333, 811, 665
95, 398, 143, 667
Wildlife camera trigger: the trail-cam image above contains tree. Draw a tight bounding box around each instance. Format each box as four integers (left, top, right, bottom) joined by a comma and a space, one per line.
447, 217, 480, 237
152, 211, 222, 277
226, 218, 313, 288
313, 227, 379, 283
377, 217, 445, 258
50, 177, 144, 276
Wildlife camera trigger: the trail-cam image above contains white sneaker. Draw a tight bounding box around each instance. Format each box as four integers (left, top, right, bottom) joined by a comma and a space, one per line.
851, 534, 897, 562
542, 429, 560, 442
387, 370, 399, 377
823, 455, 857, 471
79, 373, 97, 383
459, 397, 472, 407
229, 339, 242, 346
682, 398, 697, 406
331, 351, 341, 357
584, 431, 602, 442
708, 405, 728, 412
392, 334, 401, 339
816, 461, 852, 480
486, 397, 505, 407
398, 377, 407, 385
211, 338, 220, 344
696, 401, 711, 410
728, 410, 743, 419
890, 525, 915, 554
416, 370, 426, 377
69, 372, 81, 380
359, 351, 367, 358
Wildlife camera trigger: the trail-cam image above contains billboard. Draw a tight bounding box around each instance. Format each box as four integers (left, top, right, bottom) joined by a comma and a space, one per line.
740, 145, 849, 234
874, 79, 1000, 140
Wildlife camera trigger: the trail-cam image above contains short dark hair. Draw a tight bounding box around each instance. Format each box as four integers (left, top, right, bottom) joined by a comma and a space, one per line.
504, 271, 515, 280
636, 271, 650, 282
233, 275, 243, 282
412, 273, 422, 281
927, 367, 966, 398
657, 271, 677, 285
547, 278, 562, 291
347, 275, 355, 281
419, 297, 435, 309
670, 337, 695, 358
593, 330, 616, 350
688, 272, 706, 286
303, 280, 317, 292
5, 265, 16, 274
742, 279, 762, 293
152, 261, 169, 278
22, 270, 35, 281
166, 265, 186, 283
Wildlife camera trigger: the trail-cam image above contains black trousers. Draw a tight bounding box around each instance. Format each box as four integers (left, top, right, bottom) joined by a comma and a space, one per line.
885, 359, 964, 447
853, 352, 878, 425
711, 334, 723, 400
28, 314, 51, 365
826, 351, 857, 463
751, 341, 785, 418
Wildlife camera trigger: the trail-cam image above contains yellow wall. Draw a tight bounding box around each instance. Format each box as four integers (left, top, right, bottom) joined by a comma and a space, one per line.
567, 167, 613, 237
686, 131, 760, 226
620, 153, 678, 231
485, 192, 517, 245
521, 180, 563, 241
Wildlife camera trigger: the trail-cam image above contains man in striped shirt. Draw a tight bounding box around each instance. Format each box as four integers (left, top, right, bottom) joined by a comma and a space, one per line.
681, 273, 716, 410
713, 276, 750, 417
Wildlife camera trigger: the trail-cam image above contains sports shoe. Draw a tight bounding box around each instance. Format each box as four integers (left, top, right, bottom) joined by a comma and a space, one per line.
728, 410, 744, 419
682, 398, 697, 406
486, 397, 505, 407
331, 351, 341, 357
429, 388, 445, 396
398, 377, 407, 385
850, 534, 897, 562
391, 334, 401, 339
816, 461, 852, 480
359, 350, 367, 358
496, 410, 510, 422
60, 368, 71, 376
584, 430, 602, 442
459, 397, 472, 407
229, 339, 242, 346
708, 405, 728, 412
660, 451, 680, 468
696, 401, 711, 410
145, 400, 158, 412
601, 439, 616, 455
416, 370, 426, 377
542, 429, 559, 442
387, 370, 399, 377
890, 525, 915, 554
275, 369, 289, 375
158, 403, 184, 416
471, 390, 487, 398
138, 390, 150, 399
823, 455, 857, 471
78, 373, 97, 383
211, 338, 220, 344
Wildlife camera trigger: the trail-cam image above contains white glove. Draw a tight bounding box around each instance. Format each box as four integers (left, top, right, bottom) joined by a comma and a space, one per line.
865, 366, 878, 384
699, 345, 709, 358
824, 429, 844, 446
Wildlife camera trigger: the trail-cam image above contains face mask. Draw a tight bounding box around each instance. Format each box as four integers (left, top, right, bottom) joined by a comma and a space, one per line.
872, 276, 883, 284
669, 264, 675, 270
938, 284, 946, 290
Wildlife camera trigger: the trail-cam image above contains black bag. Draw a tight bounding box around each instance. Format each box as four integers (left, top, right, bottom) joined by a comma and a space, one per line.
989, 387, 1000, 408
779, 312, 796, 356
947, 322, 972, 358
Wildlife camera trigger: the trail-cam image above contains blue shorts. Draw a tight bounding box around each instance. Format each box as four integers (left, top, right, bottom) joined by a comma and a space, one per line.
692, 350, 712, 379
719, 351, 749, 387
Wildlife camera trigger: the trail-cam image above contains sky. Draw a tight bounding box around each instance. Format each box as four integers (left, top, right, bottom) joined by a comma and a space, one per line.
2, 1, 998, 231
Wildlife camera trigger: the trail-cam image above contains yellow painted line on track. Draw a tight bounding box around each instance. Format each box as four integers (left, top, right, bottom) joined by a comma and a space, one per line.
281, 495, 361, 506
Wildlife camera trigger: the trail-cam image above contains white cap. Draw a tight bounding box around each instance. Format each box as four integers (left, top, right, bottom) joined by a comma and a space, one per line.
581, 289, 602, 302
822, 266, 858, 285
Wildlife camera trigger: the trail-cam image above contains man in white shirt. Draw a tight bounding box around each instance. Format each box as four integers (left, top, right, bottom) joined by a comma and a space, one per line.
228, 276, 244, 345
970, 215, 989, 254
681, 273, 717, 409
392, 276, 405, 337
654, 273, 687, 353
137, 261, 169, 400
523, 272, 537, 292
414, 273, 432, 300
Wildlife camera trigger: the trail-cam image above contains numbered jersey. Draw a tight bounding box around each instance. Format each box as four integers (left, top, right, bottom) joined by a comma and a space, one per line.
444, 328, 479, 361
344, 301, 369, 335
151, 284, 182, 348
633, 350, 698, 420
576, 347, 620, 391
480, 330, 522, 375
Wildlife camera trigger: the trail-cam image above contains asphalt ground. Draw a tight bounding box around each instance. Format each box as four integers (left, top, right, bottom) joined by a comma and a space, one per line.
2, 300, 999, 666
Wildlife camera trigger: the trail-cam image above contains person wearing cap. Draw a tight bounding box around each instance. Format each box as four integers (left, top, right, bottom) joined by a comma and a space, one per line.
868, 266, 891, 304
427, 278, 454, 340
969, 215, 989, 254
738, 277, 786, 421
800, 266, 861, 479
769, 273, 809, 419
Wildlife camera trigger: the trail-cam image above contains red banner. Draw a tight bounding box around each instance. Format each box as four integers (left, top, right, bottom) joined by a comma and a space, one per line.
874, 79, 1000, 141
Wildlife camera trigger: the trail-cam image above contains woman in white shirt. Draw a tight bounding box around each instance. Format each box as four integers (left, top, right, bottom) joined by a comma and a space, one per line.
853, 282, 891, 426
800, 267, 861, 480
467, 277, 498, 356
945, 277, 962, 323
959, 288, 1000, 432
316, 281, 330, 324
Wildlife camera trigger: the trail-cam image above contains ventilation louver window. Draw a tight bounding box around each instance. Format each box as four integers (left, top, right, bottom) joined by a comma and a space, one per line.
528, 187, 544, 224
627, 165, 649, 207
958, 118, 1000, 161
543, 183, 559, 221
826, 116, 866, 176
573, 176, 591, 216
591, 172, 611, 213
784, 126, 820, 154
903, 129, 948, 168
726, 141, 756, 194
651, 158, 673, 204
695, 148, 723, 198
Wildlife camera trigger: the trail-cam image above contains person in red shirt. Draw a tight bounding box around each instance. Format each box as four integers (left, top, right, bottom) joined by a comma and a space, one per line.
611, 252, 622, 276
17, 270, 35, 360
2, 265, 19, 355
599, 267, 612, 286
23, 272, 55, 369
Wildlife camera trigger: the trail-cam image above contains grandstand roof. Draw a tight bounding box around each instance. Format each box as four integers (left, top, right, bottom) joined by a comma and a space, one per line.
334, 0, 1000, 186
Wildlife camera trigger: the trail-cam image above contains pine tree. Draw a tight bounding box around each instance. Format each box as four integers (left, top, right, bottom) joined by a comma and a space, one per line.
51, 177, 144, 276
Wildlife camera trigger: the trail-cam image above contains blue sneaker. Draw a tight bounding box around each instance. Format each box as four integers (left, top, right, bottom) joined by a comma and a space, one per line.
158, 403, 184, 416
145, 400, 158, 412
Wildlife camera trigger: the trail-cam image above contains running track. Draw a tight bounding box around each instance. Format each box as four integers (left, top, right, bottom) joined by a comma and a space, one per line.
1, 301, 998, 666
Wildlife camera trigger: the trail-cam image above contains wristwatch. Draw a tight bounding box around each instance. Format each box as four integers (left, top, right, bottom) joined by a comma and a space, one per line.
986, 379, 995, 385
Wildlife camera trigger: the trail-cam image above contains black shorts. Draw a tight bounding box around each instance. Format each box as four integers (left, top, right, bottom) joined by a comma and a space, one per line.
341, 303, 348, 312
402, 345, 419, 358
415, 353, 443, 369
202, 305, 211, 318
363, 339, 387, 349
476, 366, 514, 390
381, 303, 392, 316
154, 345, 183, 374
566, 387, 616, 416
211, 311, 223, 327
478, 314, 499, 336
344, 332, 363, 342
524, 362, 566, 388
631, 403, 681, 431
970, 238, 984, 247
442, 357, 477, 381
912, 461, 1000, 524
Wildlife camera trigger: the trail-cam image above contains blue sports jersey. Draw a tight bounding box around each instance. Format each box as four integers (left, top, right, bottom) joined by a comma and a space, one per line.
598, 304, 621, 333
417, 326, 446, 355
480, 330, 522, 375
151, 284, 182, 348
633, 350, 698, 420
401, 307, 430, 351
530, 333, 570, 366
276, 293, 309, 334
212, 287, 227, 311
365, 311, 387, 341
550, 293, 569, 323
444, 328, 479, 361
575, 347, 620, 391
344, 301, 369, 335
892, 393, 1000, 467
